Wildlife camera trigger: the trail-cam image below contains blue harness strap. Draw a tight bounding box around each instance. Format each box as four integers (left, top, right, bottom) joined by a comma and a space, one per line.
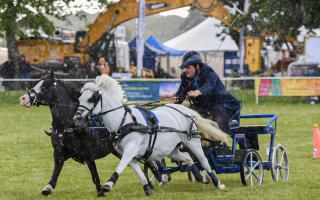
136, 107, 159, 161
136, 107, 159, 125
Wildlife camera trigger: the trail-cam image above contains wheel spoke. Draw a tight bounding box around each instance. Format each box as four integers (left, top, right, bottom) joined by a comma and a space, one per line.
252, 161, 260, 169
245, 169, 253, 180
252, 171, 261, 181
245, 165, 250, 173
279, 151, 285, 166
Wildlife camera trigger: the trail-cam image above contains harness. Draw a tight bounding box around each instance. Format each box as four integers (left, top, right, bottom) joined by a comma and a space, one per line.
78, 94, 201, 161
136, 107, 159, 160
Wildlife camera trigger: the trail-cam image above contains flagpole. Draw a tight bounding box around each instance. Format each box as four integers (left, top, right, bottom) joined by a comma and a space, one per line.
136, 0, 146, 78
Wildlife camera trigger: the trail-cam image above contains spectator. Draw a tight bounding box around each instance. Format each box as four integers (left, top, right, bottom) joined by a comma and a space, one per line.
86, 61, 99, 78
129, 65, 137, 77
98, 57, 110, 75
170, 68, 178, 78
62, 62, 71, 73
68, 63, 85, 78
19, 55, 32, 79
0, 58, 15, 90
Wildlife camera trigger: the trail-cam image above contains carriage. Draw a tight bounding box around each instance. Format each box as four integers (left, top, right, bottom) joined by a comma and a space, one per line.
141, 113, 289, 186
90, 110, 289, 187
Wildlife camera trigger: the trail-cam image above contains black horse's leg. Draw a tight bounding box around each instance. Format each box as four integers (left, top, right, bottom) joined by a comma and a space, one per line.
86, 160, 104, 197
145, 161, 163, 184
42, 152, 64, 196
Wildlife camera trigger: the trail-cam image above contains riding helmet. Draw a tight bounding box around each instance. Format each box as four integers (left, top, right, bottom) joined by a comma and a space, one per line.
179, 51, 203, 69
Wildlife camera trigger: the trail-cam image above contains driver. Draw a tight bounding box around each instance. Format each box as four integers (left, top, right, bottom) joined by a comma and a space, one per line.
173, 51, 241, 135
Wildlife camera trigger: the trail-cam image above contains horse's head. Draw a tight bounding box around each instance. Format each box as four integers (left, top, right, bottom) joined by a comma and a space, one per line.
74, 75, 125, 126
73, 87, 102, 125
20, 70, 59, 107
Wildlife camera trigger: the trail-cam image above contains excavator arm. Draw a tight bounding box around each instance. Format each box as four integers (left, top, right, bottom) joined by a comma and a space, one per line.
80, 0, 231, 49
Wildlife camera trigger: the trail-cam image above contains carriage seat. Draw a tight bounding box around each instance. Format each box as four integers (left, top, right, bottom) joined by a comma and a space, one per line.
233, 125, 274, 135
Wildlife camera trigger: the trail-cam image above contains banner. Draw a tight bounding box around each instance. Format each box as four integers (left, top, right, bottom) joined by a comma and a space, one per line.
120, 81, 159, 101
120, 81, 180, 101
159, 81, 180, 100
255, 78, 320, 96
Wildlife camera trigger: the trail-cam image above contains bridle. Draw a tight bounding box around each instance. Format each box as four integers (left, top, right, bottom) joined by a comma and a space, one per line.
76, 90, 139, 137
27, 79, 75, 108
27, 79, 49, 106
77, 90, 125, 119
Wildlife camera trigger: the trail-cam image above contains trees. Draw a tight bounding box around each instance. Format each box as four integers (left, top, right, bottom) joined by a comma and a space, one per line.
0, 0, 108, 73
228, 0, 320, 44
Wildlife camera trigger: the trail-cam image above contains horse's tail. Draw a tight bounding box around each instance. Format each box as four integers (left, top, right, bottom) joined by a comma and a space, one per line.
194, 115, 229, 146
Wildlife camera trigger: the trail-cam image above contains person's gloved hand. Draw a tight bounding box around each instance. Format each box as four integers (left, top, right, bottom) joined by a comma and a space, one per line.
187, 90, 202, 97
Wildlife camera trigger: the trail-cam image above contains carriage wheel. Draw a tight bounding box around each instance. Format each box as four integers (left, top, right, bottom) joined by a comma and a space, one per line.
271, 144, 289, 182
240, 149, 264, 186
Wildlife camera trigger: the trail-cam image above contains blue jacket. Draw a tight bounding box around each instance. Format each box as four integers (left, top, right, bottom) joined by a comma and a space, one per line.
176, 64, 241, 111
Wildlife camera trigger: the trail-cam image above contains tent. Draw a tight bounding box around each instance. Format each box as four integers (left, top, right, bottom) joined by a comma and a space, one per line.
164, 18, 239, 51
129, 37, 166, 70
146, 36, 185, 56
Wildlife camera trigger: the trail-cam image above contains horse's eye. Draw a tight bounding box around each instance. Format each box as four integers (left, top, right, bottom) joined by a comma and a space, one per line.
88, 97, 94, 103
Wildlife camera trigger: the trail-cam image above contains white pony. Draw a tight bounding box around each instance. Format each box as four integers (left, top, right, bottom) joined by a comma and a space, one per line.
74, 75, 228, 195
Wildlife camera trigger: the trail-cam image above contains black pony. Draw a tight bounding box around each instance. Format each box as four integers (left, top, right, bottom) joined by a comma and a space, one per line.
20, 71, 114, 197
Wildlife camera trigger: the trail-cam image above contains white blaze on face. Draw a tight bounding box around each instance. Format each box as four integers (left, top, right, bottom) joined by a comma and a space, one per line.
19, 80, 44, 107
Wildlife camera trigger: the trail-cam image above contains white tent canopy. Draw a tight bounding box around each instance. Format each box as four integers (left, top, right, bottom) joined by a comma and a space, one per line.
164, 18, 239, 51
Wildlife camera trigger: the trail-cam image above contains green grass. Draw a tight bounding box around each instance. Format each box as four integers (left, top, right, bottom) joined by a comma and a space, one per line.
1, 90, 320, 200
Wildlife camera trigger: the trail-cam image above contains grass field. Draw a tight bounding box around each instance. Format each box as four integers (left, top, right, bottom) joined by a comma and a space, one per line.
1, 90, 320, 200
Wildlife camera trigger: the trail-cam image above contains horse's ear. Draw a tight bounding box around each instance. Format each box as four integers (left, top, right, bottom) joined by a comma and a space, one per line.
89, 91, 101, 104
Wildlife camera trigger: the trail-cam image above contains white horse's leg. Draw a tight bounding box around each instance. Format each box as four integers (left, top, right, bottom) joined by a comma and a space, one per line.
185, 138, 225, 190
168, 148, 209, 184
102, 140, 140, 193
128, 160, 152, 196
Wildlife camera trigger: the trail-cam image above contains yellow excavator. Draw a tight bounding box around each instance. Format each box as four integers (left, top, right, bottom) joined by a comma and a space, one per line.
17, 0, 261, 72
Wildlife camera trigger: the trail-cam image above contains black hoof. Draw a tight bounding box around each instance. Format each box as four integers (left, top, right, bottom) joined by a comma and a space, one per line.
41, 189, 52, 196
97, 190, 105, 197
167, 174, 172, 182
41, 184, 53, 196
101, 184, 112, 193
148, 182, 154, 190
143, 184, 153, 196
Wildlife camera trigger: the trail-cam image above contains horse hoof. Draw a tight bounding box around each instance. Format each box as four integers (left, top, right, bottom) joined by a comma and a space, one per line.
217, 181, 226, 191
202, 175, 210, 184
162, 174, 171, 183
41, 184, 53, 196
101, 184, 112, 193
148, 182, 154, 190
143, 184, 153, 196
97, 190, 105, 197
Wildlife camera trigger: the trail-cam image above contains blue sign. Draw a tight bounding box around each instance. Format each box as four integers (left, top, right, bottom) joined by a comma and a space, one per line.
120, 81, 160, 101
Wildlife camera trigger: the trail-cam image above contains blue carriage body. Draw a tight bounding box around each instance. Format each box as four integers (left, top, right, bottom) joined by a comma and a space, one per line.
156, 113, 278, 175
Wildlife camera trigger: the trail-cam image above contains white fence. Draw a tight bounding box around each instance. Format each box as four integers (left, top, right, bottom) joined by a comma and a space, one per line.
1, 77, 320, 104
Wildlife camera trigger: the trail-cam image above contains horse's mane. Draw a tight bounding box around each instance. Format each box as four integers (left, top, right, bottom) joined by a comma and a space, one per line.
82, 75, 125, 102
58, 80, 81, 103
